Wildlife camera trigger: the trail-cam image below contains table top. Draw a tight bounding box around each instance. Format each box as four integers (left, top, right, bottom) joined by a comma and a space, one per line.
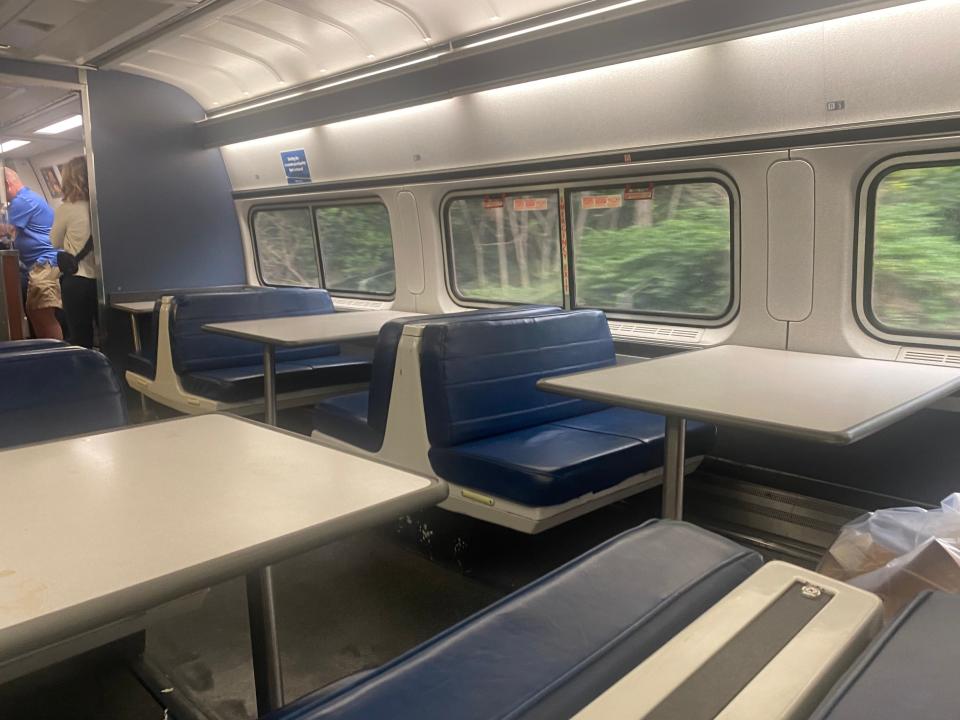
203, 310, 422, 346
538, 345, 960, 444
0, 414, 443, 663
111, 300, 155, 314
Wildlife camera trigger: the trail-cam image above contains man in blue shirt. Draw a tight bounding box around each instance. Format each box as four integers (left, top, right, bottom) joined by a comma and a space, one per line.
0, 167, 61, 339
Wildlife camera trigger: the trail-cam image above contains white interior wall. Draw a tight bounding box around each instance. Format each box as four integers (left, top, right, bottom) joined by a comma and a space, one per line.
220, 1, 960, 191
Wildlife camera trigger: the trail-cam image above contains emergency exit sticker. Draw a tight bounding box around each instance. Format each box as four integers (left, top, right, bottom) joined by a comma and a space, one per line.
483, 195, 505, 210
581, 195, 623, 210
513, 198, 549, 212
625, 184, 655, 201
281, 149, 311, 185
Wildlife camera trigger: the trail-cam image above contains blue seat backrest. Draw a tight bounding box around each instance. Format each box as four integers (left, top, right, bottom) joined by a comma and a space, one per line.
0, 347, 128, 448
170, 288, 338, 374
0, 339, 67, 354
366, 305, 562, 435
420, 309, 615, 448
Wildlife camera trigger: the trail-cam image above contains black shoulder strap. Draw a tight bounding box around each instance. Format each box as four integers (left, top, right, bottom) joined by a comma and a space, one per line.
76, 235, 94, 261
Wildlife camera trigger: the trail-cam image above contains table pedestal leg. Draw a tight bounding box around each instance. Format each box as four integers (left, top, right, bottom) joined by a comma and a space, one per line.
129, 314, 142, 353
246, 567, 284, 717
129, 313, 148, 417
263, 345, 278, 426
662, 416, 687, 521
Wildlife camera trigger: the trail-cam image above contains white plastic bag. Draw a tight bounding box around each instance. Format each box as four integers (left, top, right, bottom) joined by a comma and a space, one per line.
818, 493, 960, 620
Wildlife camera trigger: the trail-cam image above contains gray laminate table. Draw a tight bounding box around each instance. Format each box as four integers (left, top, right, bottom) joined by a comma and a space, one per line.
203, 310, 422, 425
0, 414, 445, 716
539, 345, 960, 520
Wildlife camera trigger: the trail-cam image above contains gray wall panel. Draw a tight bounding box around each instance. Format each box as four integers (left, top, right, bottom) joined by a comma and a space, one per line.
221, 2, 960, 192
88, 70, 244, 294
221, 26, 825, 190
824, 1, 960, 125
767, 160, 815, 322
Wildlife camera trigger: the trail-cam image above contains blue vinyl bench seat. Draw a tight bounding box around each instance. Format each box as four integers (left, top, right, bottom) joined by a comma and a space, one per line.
430, 410, 714, 506
0, 347, 127, 449
811, 591, 960, 720
419, 310, 717, 506
269, 520, 761, 720
182, 354, 372, 403
313, 306, 561, 452
127, 289, 373, 402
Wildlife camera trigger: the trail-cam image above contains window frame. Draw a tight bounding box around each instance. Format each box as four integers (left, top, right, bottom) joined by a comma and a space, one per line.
856, 151, 960, 348
441, 183, 566, 308
249, 197, 396, 299
565, 172, 738, 325
440, 171, 739, 328
249, 203, 323, 289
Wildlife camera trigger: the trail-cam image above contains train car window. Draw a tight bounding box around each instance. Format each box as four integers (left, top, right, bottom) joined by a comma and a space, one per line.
252, 207, 321, 288
867, 163, 960, 337
569, 181, 733, 318
315, 203, 396, 296
445, 191, 563, 305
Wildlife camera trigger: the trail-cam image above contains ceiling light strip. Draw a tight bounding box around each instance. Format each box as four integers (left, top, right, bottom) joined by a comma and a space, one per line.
35, 114, 83, 135
0, 140, 31, 153
458, 0, 651, 50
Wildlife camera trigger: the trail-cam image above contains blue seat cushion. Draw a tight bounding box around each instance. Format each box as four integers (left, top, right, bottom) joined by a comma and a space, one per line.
428, 413, 708, 506
0, 339, 67, 354
810, 591, 960, 720
430, 408, 716, 506
0, 347, 127, 449
553, 408, 717, 455
181, 354, 372, 403
268, 520, 761, 720
312, 391, 381, 452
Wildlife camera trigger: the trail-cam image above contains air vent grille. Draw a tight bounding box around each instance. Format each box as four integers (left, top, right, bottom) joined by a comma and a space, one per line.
607, 322, 704, 344
332, 298, 390, 310
897, 348, 960, 367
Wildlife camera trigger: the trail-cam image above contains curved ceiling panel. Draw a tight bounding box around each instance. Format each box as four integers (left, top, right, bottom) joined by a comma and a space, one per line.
103, 0, 588, 110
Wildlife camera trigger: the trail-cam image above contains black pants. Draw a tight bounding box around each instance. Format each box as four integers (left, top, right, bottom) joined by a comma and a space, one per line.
61, 275, 98, 348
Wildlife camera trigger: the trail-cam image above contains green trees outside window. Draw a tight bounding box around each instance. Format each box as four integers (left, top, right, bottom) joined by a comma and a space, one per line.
253, 202, 395, 296
445, 180, 733, 317
315, 204, 395, 295
571, 182, 732, 317
871, 164, 960, 335
252, 207, 321, 288
447, 193, 564, 305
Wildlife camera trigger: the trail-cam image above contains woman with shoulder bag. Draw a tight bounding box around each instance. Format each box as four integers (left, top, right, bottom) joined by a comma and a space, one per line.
51, 156, 97, 348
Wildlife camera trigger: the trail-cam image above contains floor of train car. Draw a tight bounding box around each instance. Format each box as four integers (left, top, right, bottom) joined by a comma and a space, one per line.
0, 402, 680, 720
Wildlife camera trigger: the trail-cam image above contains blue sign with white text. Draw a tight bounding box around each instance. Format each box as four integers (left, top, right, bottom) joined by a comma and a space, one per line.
281, 149, 311, 185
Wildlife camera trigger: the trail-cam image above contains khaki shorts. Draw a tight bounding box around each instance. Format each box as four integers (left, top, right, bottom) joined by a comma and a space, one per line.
26, 262, 62, 311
